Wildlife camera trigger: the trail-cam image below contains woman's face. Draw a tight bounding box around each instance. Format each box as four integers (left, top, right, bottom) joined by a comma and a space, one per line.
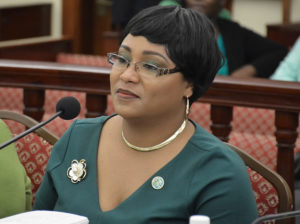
186, 0, 224, 19
110, 34, 193, 120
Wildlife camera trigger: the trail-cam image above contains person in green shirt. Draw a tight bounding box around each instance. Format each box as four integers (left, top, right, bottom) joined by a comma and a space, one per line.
159, 0, 232, 20
34, 5, 258, 224
0, 119, 32, 218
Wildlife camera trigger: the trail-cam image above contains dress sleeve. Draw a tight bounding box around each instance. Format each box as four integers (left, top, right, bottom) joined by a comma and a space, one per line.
190, 148, 258, 224
33, 121, 77, 210
271, 37, 300, 82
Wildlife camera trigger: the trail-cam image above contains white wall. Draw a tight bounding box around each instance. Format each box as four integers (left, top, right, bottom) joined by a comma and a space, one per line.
232, 0, 300, 36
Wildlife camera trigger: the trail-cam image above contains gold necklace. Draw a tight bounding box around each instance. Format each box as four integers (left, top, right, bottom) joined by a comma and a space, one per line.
121, 119, 187, 152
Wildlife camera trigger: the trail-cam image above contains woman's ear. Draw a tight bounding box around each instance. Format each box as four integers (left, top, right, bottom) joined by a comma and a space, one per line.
184, 83, 194, 99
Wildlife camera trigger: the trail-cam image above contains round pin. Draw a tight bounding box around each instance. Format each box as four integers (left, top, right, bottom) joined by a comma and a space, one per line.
151, 176, 164, 190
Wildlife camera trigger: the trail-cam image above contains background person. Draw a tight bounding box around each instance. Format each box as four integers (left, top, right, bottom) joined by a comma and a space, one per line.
111, 0, 161, 30
34, 6, 258, 224
160, 0, 288, 78
0, 119, 32, 218
159, 0, 231, 19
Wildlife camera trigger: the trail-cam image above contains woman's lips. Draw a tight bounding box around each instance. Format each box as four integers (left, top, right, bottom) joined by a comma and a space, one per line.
116, 88, 139, 99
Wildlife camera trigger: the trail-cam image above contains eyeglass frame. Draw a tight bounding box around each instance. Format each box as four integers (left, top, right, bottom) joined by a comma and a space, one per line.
107, 52, 180, 77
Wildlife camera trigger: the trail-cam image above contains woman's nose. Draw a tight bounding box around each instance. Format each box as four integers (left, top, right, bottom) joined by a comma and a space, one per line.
119, 63, 140, 83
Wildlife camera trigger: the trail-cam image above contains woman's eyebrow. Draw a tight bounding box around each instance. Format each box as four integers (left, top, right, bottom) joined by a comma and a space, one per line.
119, 45, 131, 52
119, 46, 169, 63
143, 50, 169, 63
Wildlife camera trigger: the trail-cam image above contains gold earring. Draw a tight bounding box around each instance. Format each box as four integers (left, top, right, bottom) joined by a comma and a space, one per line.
185, 97, 189, 120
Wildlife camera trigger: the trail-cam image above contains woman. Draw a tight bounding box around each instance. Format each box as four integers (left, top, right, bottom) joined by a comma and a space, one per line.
34, 6, 258, 224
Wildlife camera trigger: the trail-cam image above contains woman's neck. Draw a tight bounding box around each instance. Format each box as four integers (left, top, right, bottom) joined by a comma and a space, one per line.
121, 112, 186, 148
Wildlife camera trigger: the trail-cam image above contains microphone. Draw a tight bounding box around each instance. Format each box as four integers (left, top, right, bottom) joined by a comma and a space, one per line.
56, 96, 81, 120
0, 96, 80, 150
251, 210, 300, 224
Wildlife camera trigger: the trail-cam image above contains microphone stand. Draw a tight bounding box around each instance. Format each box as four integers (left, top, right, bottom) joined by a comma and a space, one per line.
0, 111, 62, 150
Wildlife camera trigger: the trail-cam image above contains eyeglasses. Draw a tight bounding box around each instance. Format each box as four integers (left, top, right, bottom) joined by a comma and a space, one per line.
107, 53, 180, 77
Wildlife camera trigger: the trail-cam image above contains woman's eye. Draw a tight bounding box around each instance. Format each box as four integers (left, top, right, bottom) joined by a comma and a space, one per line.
143, 63, 158, 71
117, 56, 128, 64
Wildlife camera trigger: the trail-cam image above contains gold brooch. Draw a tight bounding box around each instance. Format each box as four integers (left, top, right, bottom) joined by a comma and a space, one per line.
67, 159, 87, 183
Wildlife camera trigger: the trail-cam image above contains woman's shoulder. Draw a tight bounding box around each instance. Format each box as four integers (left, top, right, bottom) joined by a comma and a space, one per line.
46, 115, 114, 170
57, 115, 115, 146
73, 115, 112, 126
187, 122, 250, 188
188, 121, 228, 150
188, 121, 244, 166
70, 114, 119, 135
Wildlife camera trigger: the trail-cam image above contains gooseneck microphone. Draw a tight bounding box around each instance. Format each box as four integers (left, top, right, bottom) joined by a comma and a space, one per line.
251, 210, 300, 224
55, 96, 81, 120
0, 96, 80, 150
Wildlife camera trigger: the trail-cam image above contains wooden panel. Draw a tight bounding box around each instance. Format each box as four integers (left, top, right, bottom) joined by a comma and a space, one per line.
210, 105, 232, 142
93, 0, 116, 55
81, 0, 95, 54
0, 37, 73, 61
62, 0, 96, 54
267, 23, 300, 49
0, 59, 111, 94
101, 31, 120, 55
224, 0, 233, 12
282, 0, 291, 24
63, 0, 82, 53
63, 0, 117, 55
275, 110, 298, 212
23, 89, 45, 121
0, 4, 51, 41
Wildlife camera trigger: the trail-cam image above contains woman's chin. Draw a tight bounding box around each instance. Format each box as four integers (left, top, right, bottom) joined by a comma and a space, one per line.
113, 104, 140, 119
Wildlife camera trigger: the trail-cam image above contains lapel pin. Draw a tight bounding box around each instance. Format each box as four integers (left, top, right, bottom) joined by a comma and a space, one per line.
151, 176, 164, 190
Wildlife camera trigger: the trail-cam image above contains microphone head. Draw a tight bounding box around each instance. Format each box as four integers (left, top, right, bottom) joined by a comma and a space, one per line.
56, 96, 81, 120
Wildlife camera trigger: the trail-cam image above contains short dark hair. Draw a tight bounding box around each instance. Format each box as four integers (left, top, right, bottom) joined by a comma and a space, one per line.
120, 5, 222, 104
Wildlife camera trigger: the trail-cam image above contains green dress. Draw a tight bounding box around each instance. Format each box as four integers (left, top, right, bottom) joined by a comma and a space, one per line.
34, 115, 258, 224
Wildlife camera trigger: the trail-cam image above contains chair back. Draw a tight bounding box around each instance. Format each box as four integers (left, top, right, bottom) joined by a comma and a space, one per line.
226, 143, 293, 224
0, 110, 59, 201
